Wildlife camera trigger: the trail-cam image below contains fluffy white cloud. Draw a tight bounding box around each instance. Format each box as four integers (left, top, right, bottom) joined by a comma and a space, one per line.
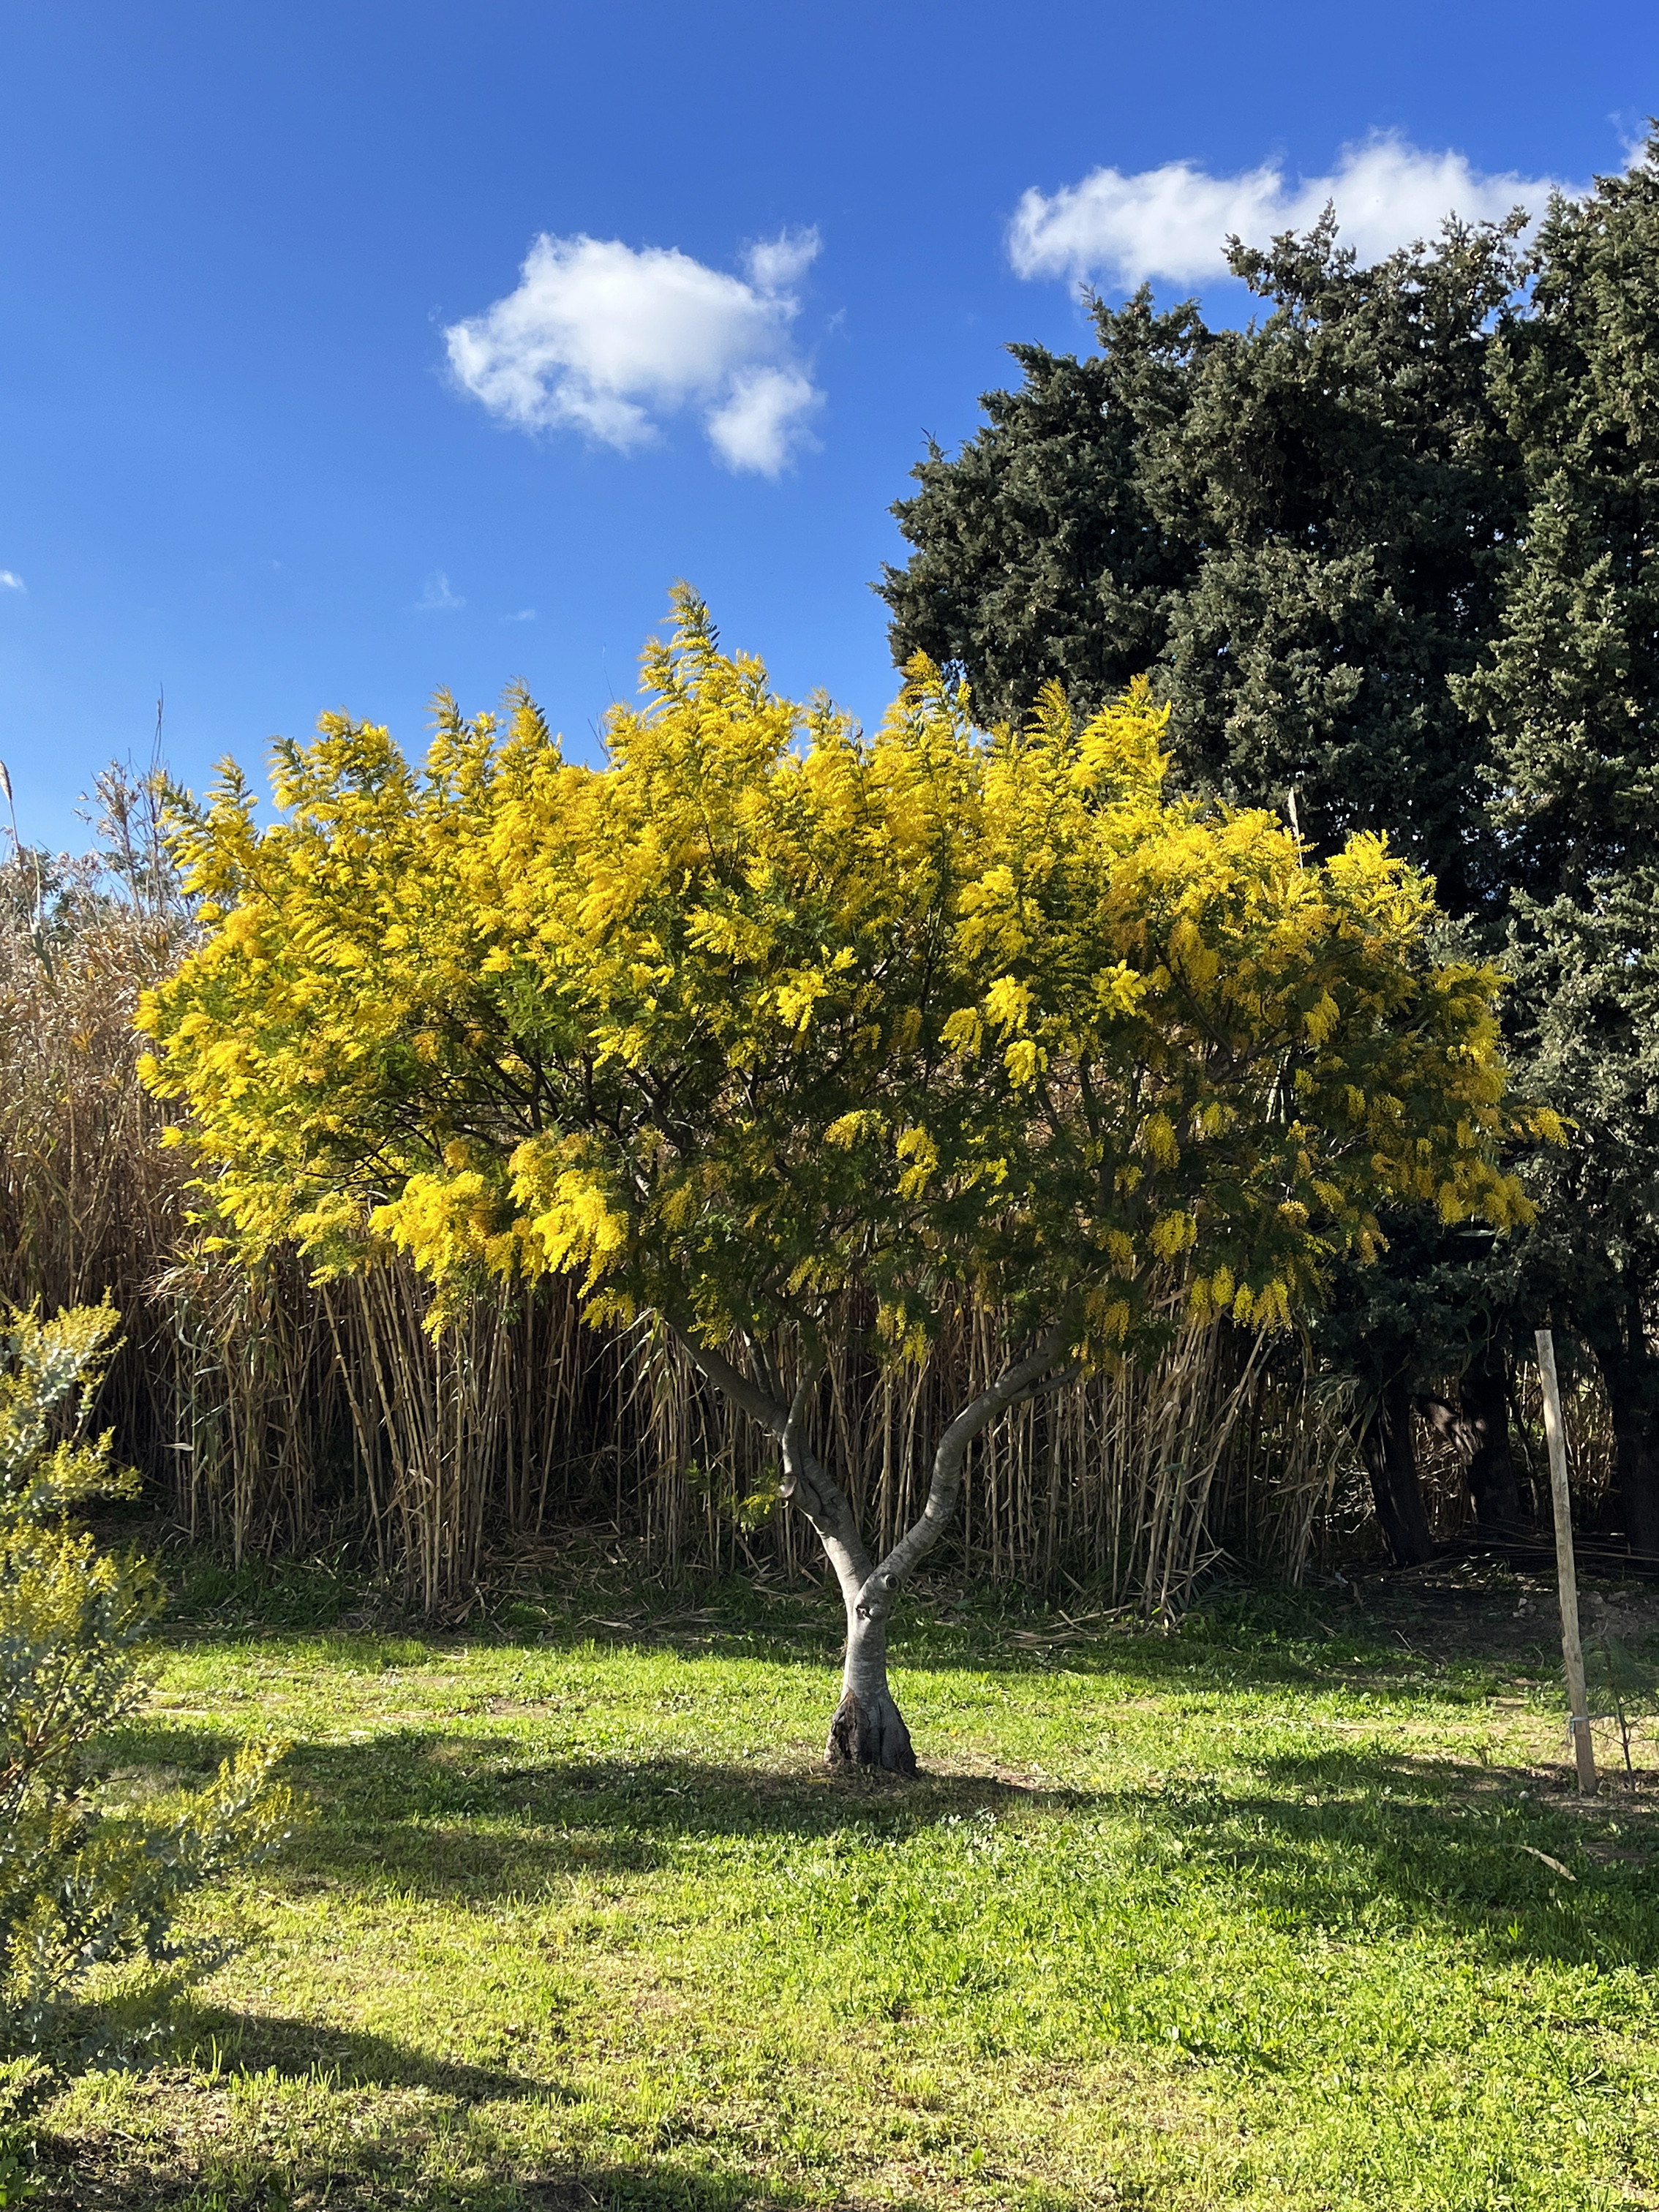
445, 229, 822, 475
706, 366, 820, 475
742, 227, 820, 291
0, 571, 23, 592
1009, 134, 1578, 289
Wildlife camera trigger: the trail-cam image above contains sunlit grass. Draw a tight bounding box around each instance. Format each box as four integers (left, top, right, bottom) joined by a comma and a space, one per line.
23, 1562, 1659, 2208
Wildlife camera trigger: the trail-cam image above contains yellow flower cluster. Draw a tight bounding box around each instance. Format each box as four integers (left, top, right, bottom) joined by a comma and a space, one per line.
140, 590, 1549, 1364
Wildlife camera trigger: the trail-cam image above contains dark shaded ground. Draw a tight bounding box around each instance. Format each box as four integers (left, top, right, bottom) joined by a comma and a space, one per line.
42, 2102, 773, 2212
1333, 1549, 1659, 1679
135, 1509, 1659, 1655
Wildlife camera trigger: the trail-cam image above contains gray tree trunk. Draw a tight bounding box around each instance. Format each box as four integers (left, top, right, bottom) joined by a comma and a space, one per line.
827, 1591, 916, 1775
669, 1318, 1071, 1775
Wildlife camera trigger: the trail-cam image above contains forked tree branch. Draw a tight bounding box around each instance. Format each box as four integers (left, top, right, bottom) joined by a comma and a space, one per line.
663, 1317, 791, 1434
666, 1310, 1074, 1615
865, 1321, 1074, 1599
661, 1316, 870, 1588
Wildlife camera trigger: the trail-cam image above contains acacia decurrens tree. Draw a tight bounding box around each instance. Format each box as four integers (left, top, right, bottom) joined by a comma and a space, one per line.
141, 596, 1535, 1762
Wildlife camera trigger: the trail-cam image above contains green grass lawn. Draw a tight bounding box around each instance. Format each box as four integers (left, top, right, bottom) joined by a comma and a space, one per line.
20, 1558, 1659, 2210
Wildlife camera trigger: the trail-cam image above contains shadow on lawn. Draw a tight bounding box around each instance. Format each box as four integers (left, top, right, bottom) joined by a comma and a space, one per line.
37, 2012, 778, 2209
1094, 1740, 1659, 1971
159, 1565, 1526, 1697
170, 2006, 552, 2102
113, 1712, 1041, 1851
39, 2121, 781, 2211
110, 1703, 1659, 1978
298, 1728, 1028, 1854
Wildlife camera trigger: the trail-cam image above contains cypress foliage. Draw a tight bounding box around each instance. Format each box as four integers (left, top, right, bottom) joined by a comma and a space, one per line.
1459, 135, 1659, 1550
881, 294, 1208, 740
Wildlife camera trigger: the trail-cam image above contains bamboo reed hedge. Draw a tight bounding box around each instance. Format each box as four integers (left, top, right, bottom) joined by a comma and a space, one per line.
0, 806, 1610, 1615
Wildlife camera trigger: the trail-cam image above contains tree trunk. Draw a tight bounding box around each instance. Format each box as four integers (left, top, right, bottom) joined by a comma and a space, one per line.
666, 1314, 1071, 1776
1459, 1352, 1524, 1532
1360, 1374, 1434, 1565
1602, 1356, 1659, 1561
826, 1588, 917, 1775
819, 1326, 1070, 1772
1589, 1304, 1659, 1562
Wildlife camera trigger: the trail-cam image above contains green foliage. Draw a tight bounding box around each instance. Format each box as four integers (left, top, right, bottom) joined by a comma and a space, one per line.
1313, 1205, 1500, 1396
0, 2061, 42, 2207
1587, 1628, 1659, 1780
0, 1303, 140, 1522
881, 215, 1527, 914
1458, 134, 1659, 1536
0, 1304, 294, 2050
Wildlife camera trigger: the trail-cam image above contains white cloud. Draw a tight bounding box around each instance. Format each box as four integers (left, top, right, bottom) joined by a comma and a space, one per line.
742, 227, 820, 291
0, 571, 24, 592
417, 571, 464, 612
706, 366, 821, 475
445, 229, 822, 475
1009, 133, 1579, 290
504, 606, 538, 623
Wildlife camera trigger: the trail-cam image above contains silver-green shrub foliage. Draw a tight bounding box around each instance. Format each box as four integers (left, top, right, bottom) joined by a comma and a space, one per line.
0, 1304, 292, 2047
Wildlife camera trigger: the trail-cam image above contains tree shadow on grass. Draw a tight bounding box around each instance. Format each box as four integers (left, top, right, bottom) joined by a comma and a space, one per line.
33, 2011, 790, 2210
100, 1704, 1659, 1982
168, 2006, 554, 2102
159, 1565, 1533, 1703
1094, 1737, 1659, 1973
36, 2116, 790, 2211
106, 1711, 1044, 1886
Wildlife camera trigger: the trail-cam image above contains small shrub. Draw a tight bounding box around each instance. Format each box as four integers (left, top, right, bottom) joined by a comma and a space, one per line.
0, 1304, 293, 2049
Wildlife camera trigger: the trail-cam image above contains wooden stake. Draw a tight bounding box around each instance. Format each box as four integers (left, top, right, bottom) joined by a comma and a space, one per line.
1535, 1328, 1597, 1795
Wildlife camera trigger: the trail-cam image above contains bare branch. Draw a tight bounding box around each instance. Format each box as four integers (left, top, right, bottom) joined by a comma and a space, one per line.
661, 1316, 789, 1434
778, 1358, 872, 1587
663, 1320, 872, 1590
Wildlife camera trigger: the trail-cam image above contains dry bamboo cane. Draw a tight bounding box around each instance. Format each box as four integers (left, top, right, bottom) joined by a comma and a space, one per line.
1535, 1328, 1597, 1795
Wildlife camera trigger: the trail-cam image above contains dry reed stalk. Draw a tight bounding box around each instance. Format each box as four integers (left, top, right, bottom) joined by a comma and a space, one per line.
1214, 1347, 1365, 1584
1506, 1355, 1615, 1530
0, 813, 198, 1483
151, 1247, 340, 1561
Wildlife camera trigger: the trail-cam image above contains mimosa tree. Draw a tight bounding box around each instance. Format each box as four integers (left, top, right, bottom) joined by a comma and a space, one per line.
141, 594, 1542, 1770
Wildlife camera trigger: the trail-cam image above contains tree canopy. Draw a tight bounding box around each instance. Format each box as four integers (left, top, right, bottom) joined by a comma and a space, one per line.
143, 595, 1532, 1355
141, 595, 1539, 1759
1456, 144, 1659, 1548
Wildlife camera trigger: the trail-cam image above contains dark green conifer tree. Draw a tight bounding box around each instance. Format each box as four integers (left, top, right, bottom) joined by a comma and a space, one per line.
882, 293, 1209, 735
1459, 138, 1659, 1551
883, 216, 1526, 917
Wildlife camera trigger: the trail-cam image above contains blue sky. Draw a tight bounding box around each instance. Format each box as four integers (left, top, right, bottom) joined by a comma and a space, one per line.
1, 0, 1654, 848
